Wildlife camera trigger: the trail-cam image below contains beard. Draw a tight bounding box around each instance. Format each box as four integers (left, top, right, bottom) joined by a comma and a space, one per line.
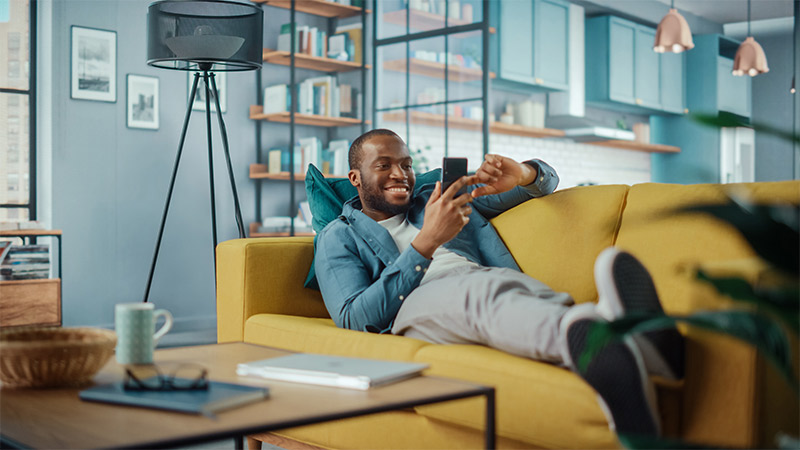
360, 177, 412, 217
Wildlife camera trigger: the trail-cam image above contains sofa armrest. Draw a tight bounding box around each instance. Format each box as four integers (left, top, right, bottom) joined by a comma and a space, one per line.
216, 237, 329, 343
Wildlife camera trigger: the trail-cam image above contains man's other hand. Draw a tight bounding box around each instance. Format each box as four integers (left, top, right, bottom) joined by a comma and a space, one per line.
471, 154, 536, 198
412, 176, 475, 259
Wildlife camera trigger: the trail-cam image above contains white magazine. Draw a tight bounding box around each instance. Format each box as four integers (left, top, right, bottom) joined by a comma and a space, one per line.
236, 353, 428, 390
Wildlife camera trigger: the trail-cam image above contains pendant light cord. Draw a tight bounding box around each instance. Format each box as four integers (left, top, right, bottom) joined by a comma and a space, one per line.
747, 0, 751, 36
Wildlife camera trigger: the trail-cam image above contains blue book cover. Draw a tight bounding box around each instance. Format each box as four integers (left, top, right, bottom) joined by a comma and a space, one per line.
79, 379, 269, 416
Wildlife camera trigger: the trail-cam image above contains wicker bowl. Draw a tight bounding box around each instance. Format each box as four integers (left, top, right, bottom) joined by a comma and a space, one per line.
0, 327, 117, 388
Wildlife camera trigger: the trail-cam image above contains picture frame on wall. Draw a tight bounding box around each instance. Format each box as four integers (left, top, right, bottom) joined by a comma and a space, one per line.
126, 75, 159, 130
70, 26, 117, 102
189, 71, 227, 113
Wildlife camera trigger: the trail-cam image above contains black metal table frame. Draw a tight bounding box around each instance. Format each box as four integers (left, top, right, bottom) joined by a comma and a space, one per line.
0, 384, 496, 450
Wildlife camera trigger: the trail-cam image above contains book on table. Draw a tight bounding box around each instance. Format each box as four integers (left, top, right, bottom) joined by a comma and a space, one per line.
79, 379, 269, 416
236, 353, 429, 390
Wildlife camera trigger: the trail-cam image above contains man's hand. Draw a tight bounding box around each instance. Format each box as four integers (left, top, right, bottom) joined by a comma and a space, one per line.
411, 176, 475, 259
471, 154, 536, 198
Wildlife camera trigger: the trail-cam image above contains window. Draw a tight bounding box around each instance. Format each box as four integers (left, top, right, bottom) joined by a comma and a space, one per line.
0, 1, 35, 220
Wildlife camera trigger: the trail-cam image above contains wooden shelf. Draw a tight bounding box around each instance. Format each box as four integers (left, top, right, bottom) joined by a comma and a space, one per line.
250, 105, 369, 127
383, 58, 495, 82
0, 229, 62, 237
382, 9, 496, 34
382, 111, 566, 139
249, 222, 315, 238
262, 49, 370, 72
584, 140, 681, 153
252, 0, 369, 18
249, 163, 346, 180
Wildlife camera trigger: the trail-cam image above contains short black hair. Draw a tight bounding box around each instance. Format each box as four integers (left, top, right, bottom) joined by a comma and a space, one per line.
349, 129, 403, 170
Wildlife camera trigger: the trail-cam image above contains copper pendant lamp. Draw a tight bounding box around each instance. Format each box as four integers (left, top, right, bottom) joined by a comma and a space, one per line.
732, 0, 769, 77
653, 0, 694, 53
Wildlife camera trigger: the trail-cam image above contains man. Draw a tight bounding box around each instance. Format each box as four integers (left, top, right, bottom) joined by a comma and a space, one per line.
315, 129, 684, 437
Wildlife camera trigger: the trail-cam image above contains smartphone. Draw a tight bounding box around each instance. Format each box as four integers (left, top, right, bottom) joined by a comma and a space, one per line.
441, 157, 468, 198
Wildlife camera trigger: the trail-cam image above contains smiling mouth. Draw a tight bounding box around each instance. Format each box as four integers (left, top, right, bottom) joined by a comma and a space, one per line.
385, 186, 409, 193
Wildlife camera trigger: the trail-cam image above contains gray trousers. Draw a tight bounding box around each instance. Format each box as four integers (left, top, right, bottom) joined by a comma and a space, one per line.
391, 266, 575, 363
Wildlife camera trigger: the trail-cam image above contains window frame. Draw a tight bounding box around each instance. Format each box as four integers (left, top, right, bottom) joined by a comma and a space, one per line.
1, 0, 37, 220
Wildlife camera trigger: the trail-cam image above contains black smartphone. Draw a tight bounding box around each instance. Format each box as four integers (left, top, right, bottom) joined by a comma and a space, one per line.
441, 157, 468, 197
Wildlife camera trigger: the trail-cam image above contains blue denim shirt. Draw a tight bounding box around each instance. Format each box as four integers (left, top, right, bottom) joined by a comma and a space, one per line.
314, 159, 559, 333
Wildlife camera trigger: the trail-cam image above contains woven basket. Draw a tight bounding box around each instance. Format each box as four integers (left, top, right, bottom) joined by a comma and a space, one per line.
0, 327, 117, 388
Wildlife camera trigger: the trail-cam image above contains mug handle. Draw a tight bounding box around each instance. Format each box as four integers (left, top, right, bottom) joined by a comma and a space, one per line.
152, 309, 174, 343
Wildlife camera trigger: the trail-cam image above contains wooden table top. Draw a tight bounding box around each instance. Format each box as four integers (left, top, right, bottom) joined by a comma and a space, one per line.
1, 342, 491, 449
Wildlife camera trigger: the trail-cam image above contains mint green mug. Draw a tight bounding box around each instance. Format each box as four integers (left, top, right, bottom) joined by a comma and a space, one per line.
115, 303, 173, 365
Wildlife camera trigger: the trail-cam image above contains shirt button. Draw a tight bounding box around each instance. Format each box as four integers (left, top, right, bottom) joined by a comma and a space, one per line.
399, 295, 404, 300
415, 265, 421, 271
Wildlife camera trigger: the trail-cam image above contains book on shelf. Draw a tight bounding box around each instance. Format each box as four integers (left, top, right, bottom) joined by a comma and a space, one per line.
0, 220, 45, 232
79, 379, 269, 416
277, 23, 328, 58
236, 353, 428, 390
298, 201, 313, 227
0, 244, 50, 280
296, 137, 322, 172
263, 84, 290, 114
258, 216, 313, 234
268, 149, 283, 174
335, 23, 362, 64
327, 139, 349, 175
327, 32, 350, 61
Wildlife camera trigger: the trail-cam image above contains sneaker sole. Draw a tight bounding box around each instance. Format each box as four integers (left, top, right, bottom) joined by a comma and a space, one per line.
565, 319, 661, 437
595, 249, 685, 380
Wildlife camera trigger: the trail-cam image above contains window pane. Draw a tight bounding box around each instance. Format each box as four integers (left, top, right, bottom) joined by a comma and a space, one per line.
1, 92, 30, 206
0, 0, 30, 91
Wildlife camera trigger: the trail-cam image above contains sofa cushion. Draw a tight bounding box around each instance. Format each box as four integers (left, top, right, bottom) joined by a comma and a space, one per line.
412, 344, 618, 449
244, 314, 431, 361
490, 184, 630, 304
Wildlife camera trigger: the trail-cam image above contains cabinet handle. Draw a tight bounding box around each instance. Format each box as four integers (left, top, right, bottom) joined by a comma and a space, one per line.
534, 78, 543, 84
635, 98, 643, 105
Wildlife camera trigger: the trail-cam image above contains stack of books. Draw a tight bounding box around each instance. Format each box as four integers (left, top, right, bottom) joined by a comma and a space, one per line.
263, 81, 360, 120
0, 244, 51, 280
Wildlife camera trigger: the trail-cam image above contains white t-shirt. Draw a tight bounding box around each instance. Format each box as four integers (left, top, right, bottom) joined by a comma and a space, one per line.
377, 214, 479, 285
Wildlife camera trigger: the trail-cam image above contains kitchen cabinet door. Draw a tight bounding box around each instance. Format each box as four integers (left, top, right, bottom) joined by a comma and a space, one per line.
498, 0, 534, 84
660, 51, 686, 114
634, 26, 660, 108
532, 0, 569, 90
608, 17, 636, 104
717, 56, 751, 118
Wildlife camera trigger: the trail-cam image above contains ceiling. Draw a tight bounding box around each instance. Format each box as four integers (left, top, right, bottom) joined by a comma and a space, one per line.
652, 0, 795, 25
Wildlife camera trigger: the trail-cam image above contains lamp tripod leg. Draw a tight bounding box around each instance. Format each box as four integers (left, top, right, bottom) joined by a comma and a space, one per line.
203, 72, 219, 274
143, 73, 201, 303
209, 74, 246, 238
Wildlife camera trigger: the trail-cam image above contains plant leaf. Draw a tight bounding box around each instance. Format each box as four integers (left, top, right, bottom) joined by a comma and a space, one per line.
695, 269, 799, 334
579, 311, 798, 391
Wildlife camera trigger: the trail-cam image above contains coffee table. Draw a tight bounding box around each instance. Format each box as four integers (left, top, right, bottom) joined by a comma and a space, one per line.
1, 342, 496, 449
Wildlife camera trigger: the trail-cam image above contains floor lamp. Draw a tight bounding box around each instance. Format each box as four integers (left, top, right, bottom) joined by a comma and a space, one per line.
143, 0, 263, 303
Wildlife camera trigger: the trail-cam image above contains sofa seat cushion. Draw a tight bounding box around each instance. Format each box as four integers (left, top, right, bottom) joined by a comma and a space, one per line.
244, 314, 431, 361
413, 344, 618, 449
491, 184, 629, 305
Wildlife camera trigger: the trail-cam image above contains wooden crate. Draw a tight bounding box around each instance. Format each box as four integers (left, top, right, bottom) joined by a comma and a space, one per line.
0, 279, 61, 327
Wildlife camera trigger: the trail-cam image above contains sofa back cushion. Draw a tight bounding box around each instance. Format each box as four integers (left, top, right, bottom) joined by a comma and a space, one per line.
490, 184, 630, 304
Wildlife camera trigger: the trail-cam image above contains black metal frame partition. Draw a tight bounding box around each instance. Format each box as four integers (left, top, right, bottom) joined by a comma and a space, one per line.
253, 0, 369, 236
371, 0, 490, 158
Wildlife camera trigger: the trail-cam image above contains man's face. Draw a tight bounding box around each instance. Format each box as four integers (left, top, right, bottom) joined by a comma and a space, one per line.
349, 134, 416, 221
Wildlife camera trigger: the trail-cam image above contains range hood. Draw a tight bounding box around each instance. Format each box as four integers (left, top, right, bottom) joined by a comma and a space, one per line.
545, 3, 636, 143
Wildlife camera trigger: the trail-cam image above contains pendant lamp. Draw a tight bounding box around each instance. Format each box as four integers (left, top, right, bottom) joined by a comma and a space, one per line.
653, 0, 694, 53
732, 0, 769, 76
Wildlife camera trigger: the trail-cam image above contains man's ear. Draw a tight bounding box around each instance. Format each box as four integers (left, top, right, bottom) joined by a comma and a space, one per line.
348, 169, 360, 188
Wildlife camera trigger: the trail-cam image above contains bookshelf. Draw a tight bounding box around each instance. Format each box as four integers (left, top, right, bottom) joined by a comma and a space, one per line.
251, 1, 369, 237
382, 111, 565, 139
382, 58, 495, 83
0, 229, 62, 327
583, 140, 681, 154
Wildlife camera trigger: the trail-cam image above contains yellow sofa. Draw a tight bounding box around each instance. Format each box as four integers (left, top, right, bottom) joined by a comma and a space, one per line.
217, 180, 799, 449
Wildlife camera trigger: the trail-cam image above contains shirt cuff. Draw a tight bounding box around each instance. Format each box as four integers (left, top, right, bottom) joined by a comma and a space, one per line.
522, 159, 559, 197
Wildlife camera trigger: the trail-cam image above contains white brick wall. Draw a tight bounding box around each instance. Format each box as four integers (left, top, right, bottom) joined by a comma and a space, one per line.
403, 125, 651, 190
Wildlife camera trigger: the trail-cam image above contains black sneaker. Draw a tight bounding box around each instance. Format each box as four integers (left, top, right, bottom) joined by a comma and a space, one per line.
561, 305, 661, 437
595, 247, 686, 380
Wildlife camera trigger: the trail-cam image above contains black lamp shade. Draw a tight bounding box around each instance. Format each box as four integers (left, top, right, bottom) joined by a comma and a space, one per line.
147, 0, 263, 72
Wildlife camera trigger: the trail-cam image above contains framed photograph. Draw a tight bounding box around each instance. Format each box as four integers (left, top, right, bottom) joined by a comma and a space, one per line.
189, 71, 227, 113
126, 75, 159, 130
71, 26, 117, 102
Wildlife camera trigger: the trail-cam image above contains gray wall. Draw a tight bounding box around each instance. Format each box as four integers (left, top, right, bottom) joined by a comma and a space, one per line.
751, 32, 797, 182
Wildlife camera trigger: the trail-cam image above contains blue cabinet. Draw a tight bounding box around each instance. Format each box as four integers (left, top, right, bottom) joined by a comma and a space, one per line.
494, 0, 569, 91
717, 56, 751, 118
586, 15, 684, 114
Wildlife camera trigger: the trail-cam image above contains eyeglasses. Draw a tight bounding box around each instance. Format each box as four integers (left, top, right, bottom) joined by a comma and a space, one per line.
123, 363, 209, 391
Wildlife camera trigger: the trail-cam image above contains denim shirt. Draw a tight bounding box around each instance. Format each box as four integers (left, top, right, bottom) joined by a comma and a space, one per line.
314, 159, 559, 333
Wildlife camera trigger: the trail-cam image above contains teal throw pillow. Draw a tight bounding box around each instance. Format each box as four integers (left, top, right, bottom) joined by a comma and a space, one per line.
303, 164, 441, 290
